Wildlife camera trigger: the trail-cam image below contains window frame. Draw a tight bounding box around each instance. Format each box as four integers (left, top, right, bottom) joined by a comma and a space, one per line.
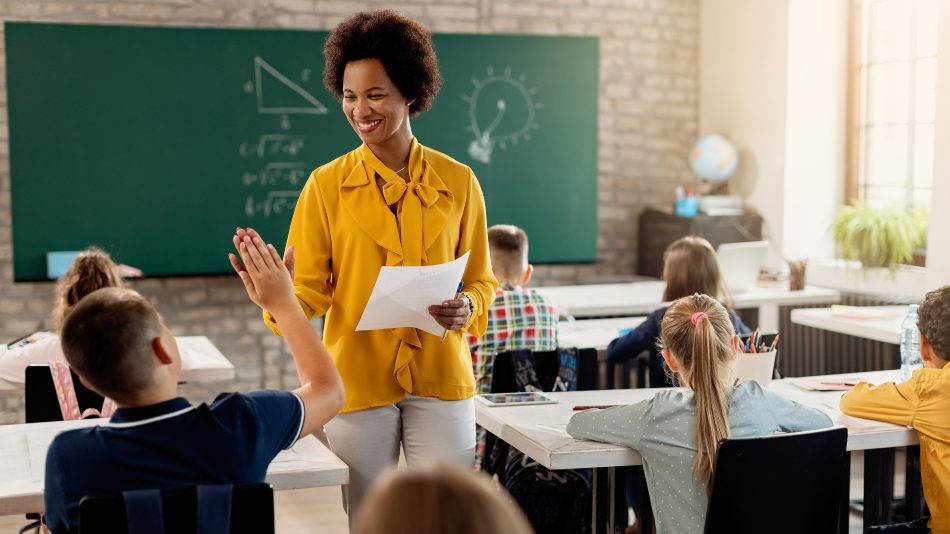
846, 0, 937, 209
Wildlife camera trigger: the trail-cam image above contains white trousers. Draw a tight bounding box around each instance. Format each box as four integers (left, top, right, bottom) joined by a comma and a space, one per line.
323, 395, 476, 528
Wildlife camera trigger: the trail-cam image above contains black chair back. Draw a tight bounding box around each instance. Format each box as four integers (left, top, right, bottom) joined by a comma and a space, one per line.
703, 427, 849, 534
490, 348, 599, 393
24, 364, 104, 423
78, 483, 274, 534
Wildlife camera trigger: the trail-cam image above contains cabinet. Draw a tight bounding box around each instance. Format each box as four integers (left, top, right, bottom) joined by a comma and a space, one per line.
637, 208, 763, 278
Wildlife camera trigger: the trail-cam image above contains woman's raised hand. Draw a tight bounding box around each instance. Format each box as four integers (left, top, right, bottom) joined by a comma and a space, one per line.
228, 227, 296, 315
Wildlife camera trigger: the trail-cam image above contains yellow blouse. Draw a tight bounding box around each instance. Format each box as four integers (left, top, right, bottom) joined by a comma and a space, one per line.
264, 138, 498, 413
840, 365, 950, 533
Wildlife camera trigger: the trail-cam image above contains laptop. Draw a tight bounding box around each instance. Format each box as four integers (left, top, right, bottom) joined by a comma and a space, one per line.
716, 241, 770, 294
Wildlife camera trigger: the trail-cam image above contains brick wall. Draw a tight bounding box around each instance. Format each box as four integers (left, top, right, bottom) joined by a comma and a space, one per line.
0, 0, 698, 422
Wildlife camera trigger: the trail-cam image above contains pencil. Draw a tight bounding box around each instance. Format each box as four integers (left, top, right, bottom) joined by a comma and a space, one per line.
769, 334, 780, 351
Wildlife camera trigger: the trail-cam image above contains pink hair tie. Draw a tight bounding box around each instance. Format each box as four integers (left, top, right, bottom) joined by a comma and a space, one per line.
690, 311, 707, 326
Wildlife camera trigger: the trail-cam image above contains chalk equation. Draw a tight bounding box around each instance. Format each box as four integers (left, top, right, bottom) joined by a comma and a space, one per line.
239, 134, 304, 158
242, 162, 310, 187
245, 191, 299, 217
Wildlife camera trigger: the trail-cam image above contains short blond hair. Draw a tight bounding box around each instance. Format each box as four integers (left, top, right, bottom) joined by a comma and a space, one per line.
352, 462, 534, 534
488, 224, 529, 281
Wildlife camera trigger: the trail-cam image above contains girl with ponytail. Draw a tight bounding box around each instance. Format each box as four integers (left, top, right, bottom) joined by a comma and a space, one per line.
607, 236, 751, 389
0, 247, 124, 384
568, 294, 832, 534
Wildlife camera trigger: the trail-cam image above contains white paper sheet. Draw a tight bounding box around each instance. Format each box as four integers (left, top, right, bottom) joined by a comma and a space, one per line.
356, 251, 470, 337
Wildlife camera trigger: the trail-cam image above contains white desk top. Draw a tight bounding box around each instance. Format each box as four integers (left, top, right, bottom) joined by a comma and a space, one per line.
790, 306, 906, 345
0, 335, 235, 391
0, 418, 348, 515
475, 370, 915, 471
536, 282, 840, 318
557, 317, 646, 351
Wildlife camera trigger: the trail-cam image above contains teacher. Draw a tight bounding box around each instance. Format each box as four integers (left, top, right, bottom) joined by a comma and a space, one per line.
261, 10, 497, 524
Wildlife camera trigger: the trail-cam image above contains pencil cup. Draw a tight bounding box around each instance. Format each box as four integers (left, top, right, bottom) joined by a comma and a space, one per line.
733, 350, 777, 387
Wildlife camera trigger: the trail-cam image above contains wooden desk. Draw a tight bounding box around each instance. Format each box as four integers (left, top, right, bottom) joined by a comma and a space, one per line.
537, 282, 840, 330
790, 306, 906, 345
0, 336, 235, 391
476, 370, 915, 533
0, 418, 348, 515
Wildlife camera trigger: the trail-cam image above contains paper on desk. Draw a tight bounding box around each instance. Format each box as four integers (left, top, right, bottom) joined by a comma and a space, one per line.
356, 251, 470, 337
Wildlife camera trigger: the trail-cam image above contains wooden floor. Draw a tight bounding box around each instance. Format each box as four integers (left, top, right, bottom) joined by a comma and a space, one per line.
0, 451, 903, 533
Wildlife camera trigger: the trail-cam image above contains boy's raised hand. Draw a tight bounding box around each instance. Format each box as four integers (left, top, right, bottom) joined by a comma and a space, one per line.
228, 227, 296, 315
234, 227, 294, 280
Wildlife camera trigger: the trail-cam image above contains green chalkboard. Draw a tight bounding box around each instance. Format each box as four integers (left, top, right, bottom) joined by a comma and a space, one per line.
6, 22, 598, 281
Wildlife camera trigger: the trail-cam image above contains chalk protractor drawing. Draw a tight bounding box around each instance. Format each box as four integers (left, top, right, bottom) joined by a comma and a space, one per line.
462, 66, 542, 164
253, 56, 327, 115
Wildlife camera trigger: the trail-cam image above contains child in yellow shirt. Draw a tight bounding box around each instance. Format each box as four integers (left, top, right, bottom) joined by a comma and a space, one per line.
841, 285, 950, 534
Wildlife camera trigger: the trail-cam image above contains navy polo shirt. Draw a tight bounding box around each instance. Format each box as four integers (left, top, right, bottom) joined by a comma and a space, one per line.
43, 391, 304, 534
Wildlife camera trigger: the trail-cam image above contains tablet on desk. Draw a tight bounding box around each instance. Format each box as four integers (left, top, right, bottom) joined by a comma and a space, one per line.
477, 392, 558, 407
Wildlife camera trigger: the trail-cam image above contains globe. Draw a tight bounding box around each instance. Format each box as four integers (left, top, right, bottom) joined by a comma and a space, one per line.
689, 134, 738, 182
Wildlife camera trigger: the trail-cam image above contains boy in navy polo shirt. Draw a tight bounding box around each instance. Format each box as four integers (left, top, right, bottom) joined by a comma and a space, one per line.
44, 230, 344, 534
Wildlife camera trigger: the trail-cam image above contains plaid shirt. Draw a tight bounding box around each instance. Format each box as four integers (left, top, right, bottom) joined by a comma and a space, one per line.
468, 284, 559, 394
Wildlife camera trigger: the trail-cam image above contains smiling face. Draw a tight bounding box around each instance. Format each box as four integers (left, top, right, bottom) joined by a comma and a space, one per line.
342, 58, 413, 146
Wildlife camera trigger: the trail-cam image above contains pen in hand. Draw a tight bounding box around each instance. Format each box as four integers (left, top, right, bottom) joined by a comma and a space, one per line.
440, 281, 465, 343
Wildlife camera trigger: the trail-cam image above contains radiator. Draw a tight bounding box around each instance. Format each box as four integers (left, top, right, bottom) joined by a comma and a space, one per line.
778, 293, 914, 378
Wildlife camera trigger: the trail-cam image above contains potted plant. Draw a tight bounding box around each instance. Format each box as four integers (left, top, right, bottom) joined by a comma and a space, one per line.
830, 201, 929, 272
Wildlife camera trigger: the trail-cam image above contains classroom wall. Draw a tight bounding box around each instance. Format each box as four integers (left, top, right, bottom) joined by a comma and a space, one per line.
698, 0, 789, 269
927, 0, 950, 290
782, 0, 846, 261
699, 0, 850, 266
0, 0, 701, 422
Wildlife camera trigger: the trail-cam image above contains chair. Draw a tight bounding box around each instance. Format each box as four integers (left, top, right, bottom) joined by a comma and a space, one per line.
24, 364, 104, 423
78, 483, 274, 534
489, 348, 599, 393
703, 427, 849, 534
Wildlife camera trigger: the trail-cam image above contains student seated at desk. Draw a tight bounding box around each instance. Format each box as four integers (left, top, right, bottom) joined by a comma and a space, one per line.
43, 233, 344, 534
568, 294, 831, 534
607, 236, 750, 388
467, 225, 558, 464
353, 462, 534, 534
841, 285, 950, 534
0, 247, 124, 385
468, 224, 558, 393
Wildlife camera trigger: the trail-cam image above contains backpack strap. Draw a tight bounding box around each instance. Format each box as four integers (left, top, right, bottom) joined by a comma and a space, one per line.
122, 488, 165, 534
48, 361, 117, 420
196, 484, 233, 534
48, 361, 82, 421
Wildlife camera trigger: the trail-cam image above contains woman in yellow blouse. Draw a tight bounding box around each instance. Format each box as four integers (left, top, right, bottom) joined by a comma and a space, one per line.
243, 10, 497, 524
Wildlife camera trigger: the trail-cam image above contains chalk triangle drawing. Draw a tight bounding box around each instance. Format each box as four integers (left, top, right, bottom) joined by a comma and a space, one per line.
255, 56, 327, 115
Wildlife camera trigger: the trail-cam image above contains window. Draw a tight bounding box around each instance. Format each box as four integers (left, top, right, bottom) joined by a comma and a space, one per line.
847, 0, 939, 210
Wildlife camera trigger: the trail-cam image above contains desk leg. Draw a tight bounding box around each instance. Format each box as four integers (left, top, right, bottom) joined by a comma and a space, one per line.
840, 451, 852, 534
609, 467, 629, 534
905, 446, 924, 520
593, 467, 607, 534
635, 466, 653, 533
864, 448, 896, 529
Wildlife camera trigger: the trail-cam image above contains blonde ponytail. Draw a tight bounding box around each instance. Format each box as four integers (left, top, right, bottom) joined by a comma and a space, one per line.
52, 247, 124, 330
659, 293, 737, 487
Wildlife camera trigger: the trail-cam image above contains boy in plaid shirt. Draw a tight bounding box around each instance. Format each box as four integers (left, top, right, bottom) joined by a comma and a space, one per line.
468, 225, 559, 393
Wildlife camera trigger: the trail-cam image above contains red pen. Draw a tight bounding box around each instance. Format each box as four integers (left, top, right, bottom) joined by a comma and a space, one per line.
572, 405, 620, 411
